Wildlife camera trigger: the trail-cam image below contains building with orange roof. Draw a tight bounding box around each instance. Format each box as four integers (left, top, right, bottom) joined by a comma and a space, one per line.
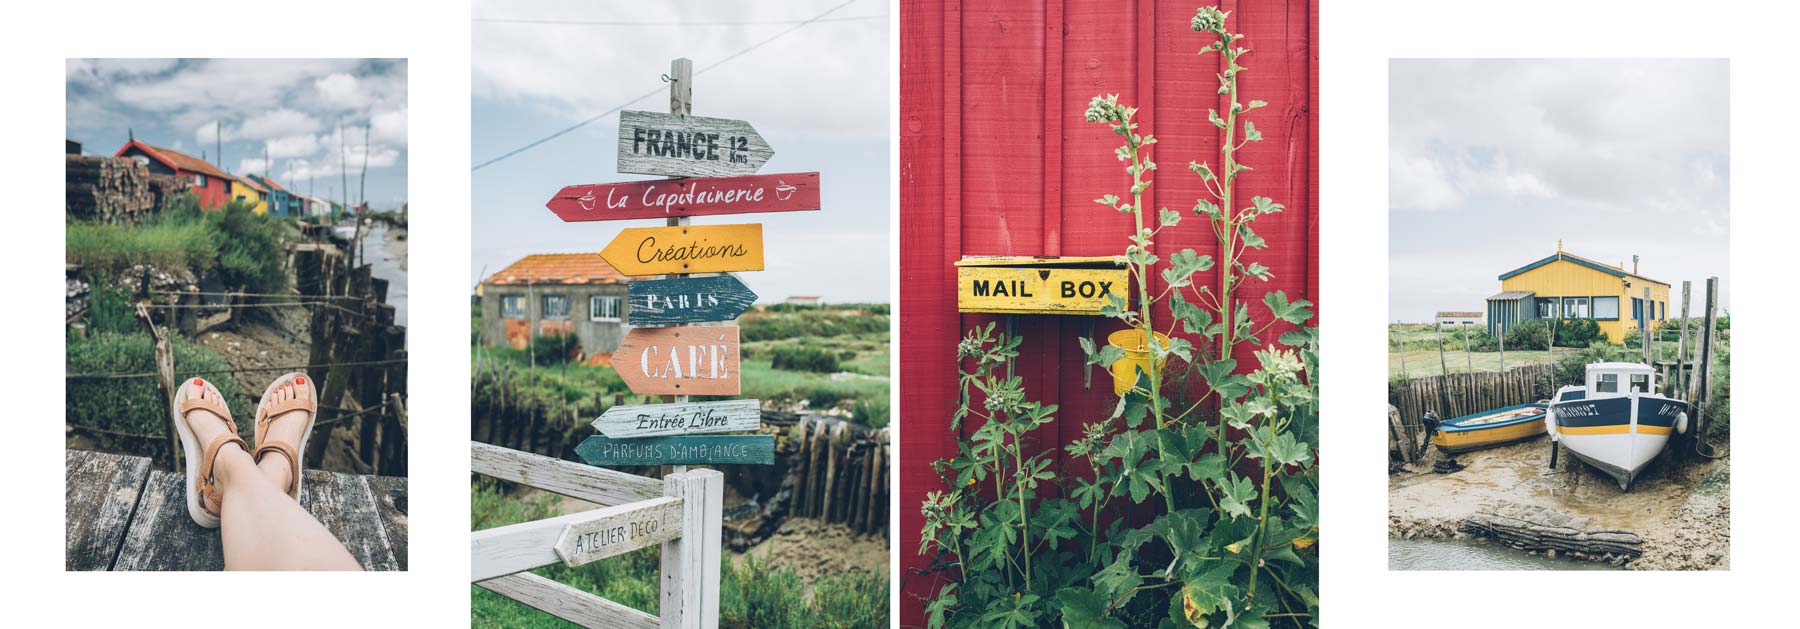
227, 173, 269, 214
248, 174, 300, 217
114, 139, 233, 208
478, 252, 634, 357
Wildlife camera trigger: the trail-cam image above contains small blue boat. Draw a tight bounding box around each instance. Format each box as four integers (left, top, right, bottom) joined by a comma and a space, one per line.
1429, 403, 1548, 453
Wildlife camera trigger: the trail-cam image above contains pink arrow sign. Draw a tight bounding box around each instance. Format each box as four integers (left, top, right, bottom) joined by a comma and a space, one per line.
545, 172, 821, 222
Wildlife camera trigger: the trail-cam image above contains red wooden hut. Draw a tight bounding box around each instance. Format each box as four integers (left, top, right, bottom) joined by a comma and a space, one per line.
114, 139, 233, 209
898, 0, 1318, 623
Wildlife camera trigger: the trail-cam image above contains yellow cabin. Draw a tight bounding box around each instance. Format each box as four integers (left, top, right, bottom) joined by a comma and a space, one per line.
228, 175, 269, 215
1485, 244, 1670, 343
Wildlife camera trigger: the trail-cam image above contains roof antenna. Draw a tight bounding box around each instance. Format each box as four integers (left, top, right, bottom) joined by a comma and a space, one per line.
128, 128, 134, 142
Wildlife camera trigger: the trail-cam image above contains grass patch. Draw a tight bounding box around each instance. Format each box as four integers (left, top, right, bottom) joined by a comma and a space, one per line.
66, 219, 216, 272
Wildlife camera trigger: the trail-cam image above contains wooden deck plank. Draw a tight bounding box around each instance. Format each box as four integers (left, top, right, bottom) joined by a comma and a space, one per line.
65, 450, 151, 571
108, 467, 405, 571
365, 474, 410, 571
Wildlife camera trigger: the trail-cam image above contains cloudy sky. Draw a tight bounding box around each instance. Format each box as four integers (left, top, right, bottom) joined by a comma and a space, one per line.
471, 0, 890, 303
66, 59, 408, 210
1389, 59, 1730, 323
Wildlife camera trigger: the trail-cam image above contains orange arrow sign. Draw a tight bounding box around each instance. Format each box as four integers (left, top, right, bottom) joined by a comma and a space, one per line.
599, 223, 764, 277
610, 325, 740, 396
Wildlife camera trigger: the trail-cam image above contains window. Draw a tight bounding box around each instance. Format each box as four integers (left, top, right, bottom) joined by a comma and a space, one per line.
195, 174, 207, 187
1597, 373, 1618, 393
1536, 298, 1560, 319
542, 294, 571, 320
1630, 374, 1650, 393
1632, 298, 1642, 321
500, 295, 526, 319
590, 295, 622, 322
1562, 297, 1589, 319
1593, 296, 1619, 320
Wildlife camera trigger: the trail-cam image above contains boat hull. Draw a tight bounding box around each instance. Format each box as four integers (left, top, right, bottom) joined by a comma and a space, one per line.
1550, 395, 1685, 490
1432, 403, 1548, 454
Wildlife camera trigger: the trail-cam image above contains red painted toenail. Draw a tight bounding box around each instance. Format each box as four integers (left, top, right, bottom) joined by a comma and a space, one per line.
193, 379, 204, 387
296, 377, 305, 385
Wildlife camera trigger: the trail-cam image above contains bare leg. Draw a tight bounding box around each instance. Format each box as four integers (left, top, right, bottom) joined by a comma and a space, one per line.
184, 405, 360, 570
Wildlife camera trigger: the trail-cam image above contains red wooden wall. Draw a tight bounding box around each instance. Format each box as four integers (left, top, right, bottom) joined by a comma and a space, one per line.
898, 0, 1318, 624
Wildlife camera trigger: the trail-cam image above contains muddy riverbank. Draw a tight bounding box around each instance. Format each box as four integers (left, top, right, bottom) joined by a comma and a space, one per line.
1389, 437, 1729, 570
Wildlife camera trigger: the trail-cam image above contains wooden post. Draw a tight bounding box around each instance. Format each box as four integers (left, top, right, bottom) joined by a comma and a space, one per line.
136, 304, 181, 470
661, 468, 722, 629
1462, 322, 1473, 373
1498, 321, 1506, 372
664, 57, 696, 475
1434, 320, 1448, 375
1642, 287, 1654, 367
1692, 278, 1718, 443
1674, 281, 1691, 397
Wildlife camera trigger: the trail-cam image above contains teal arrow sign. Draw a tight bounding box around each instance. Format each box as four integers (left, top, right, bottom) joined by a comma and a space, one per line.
576, 435, 775, 466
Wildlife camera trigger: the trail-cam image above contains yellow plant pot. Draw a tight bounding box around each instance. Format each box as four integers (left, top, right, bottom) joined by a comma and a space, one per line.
1107, 329, 1170, 396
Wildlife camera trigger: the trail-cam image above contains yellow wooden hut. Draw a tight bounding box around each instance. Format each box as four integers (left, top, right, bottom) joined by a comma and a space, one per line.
228, 174, 269, 215
1485, 242, 1670, 343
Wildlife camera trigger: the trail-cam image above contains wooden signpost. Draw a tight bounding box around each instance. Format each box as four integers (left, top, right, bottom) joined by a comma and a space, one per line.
545, 172, 821, 222
629, 274, 758, 325
610, 325, 741, 396
576, 434, 777, 466
618, 110, 773, 178
593, 399, 761, 439
599, 223, 764, 276
553, 496, 684, 567
955, 256, 1130, 316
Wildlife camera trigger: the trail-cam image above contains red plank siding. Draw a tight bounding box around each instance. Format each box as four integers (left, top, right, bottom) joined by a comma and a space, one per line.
899, 2, 1317, 624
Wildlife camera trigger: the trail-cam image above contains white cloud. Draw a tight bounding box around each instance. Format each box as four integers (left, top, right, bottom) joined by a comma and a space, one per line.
370, 107, 407, 144
265, 134, 321, 159
314, 73, 369, 110
234, 108, 322, 140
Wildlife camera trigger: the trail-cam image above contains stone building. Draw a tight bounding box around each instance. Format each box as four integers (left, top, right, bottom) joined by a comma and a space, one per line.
478, 252, 632, 360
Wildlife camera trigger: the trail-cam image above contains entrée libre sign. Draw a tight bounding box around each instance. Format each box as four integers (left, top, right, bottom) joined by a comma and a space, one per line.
592, 399, 762, 439
545, 172, 821, 222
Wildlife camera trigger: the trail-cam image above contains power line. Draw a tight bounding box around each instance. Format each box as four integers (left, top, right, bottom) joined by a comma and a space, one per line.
471, 0, 861, 173
474, 14, 885, 27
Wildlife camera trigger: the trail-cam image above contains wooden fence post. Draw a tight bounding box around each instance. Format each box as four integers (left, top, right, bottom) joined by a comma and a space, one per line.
661, 468, 722, 629
1673, 280, 1691, 397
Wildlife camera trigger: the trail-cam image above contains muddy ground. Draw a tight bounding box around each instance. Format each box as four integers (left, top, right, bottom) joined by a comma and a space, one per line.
1390, 437, 1729, 570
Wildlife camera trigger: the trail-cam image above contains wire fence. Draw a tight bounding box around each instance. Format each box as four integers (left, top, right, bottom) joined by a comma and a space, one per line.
66, 358, 409, 381
69, 399, 393, 442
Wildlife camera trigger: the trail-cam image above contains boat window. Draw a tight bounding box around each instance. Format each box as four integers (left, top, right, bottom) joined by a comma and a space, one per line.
1596, 373, 1618, 393
1631, 373, 1650, 393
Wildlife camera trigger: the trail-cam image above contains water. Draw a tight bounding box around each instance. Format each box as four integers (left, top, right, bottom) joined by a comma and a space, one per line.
360, 225, 408, 329
1389, 538, 1616, 570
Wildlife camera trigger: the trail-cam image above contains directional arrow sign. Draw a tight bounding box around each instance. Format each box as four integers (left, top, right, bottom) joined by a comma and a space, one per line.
600, 223, 763, 277
618, 110, 773, 178
577, 435, 776, 466
593, 399, 762, 439
546, 172, 821, 222
610, 325, 740, 396
553, 497, 683, 567
629, 274, 758, 326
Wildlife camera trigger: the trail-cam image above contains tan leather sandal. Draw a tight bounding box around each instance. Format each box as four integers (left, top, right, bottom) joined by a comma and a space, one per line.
172, 377, 247, 528
254, 372, 317, 502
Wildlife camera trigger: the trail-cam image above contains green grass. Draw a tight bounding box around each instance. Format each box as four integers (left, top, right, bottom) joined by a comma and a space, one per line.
66, 219, 217, 272
1389, 348, 1577, 378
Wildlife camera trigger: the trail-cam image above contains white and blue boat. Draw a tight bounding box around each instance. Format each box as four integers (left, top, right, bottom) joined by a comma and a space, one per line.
1545, 362, 1689, 490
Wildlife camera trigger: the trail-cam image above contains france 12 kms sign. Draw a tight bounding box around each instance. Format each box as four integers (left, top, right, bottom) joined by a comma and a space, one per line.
610, 325, 740, 396
592, 399, 761, 439
553, 497, 683, 568
576, 435, 776, 466
599, 223, 764, 277
628, 274, 757, 326
617, 110, 773, 178
544, 172, 821, 222
957, 266, 1129, 315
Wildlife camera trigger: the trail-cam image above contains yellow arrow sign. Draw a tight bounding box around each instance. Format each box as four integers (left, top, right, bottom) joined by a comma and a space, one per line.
957, 266, 1128, 315
599, 223, 764, 277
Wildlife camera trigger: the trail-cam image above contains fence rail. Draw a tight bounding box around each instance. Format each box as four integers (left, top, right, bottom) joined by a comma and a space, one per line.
1388, 364, 1557, 429
471, 442, 722, 628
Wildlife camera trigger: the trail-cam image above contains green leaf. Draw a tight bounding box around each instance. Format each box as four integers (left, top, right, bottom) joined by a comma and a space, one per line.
1058, 588, 1126, 629
1093, 552, 1144, 603
1169, 290, 1214, 336
1262, 290, 1314, 324
1237, 224, 1265, 249
1189, 161, 1218, 182
1270, 431, 1313, 467
1249, 196, 1284, 215
1243, 120, 1262, 142
1217, 473, 1256, 519
1096, 193, 1120, 208
1208, 109, 1226, 129
1160, 249, 1213, 289
1160, 207, 1182, 227
1243, 262, 1272, 281
1194, 198, 1221, 219
1245, 99, 1268, 111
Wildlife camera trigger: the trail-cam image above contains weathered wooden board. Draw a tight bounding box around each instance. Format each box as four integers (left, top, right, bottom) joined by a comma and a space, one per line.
471, 440, 663, 507
576, 435, 776, 466
111, 469, 403, 571
476, 573, 659, 629
592, 399, 762, 438
600, 223, 764, 277
628, 274, 758, 326
546, 172, 820, 222
65, 449, 150, 571
610, 325, 741, 396
617, 110, 773, 177
554, 497, 683, 567
364, 474, 410, 572
956, 266, 1128, 315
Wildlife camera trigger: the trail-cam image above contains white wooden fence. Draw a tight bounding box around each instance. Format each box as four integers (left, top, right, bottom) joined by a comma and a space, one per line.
471, 441, 723, 628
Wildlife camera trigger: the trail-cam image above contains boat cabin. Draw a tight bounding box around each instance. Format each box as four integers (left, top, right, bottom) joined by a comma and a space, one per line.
1584, 362, 1655, 397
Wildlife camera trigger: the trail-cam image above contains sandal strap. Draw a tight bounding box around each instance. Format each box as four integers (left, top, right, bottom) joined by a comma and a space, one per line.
255, 441, 301, 498
198, 432, 246, 517
259, 397, 314, 430
180, 393, 231, 421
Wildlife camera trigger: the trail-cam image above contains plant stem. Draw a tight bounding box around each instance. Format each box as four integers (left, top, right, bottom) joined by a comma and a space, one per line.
1127, 134, 1179, 516
1013, 431, 1033, 590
